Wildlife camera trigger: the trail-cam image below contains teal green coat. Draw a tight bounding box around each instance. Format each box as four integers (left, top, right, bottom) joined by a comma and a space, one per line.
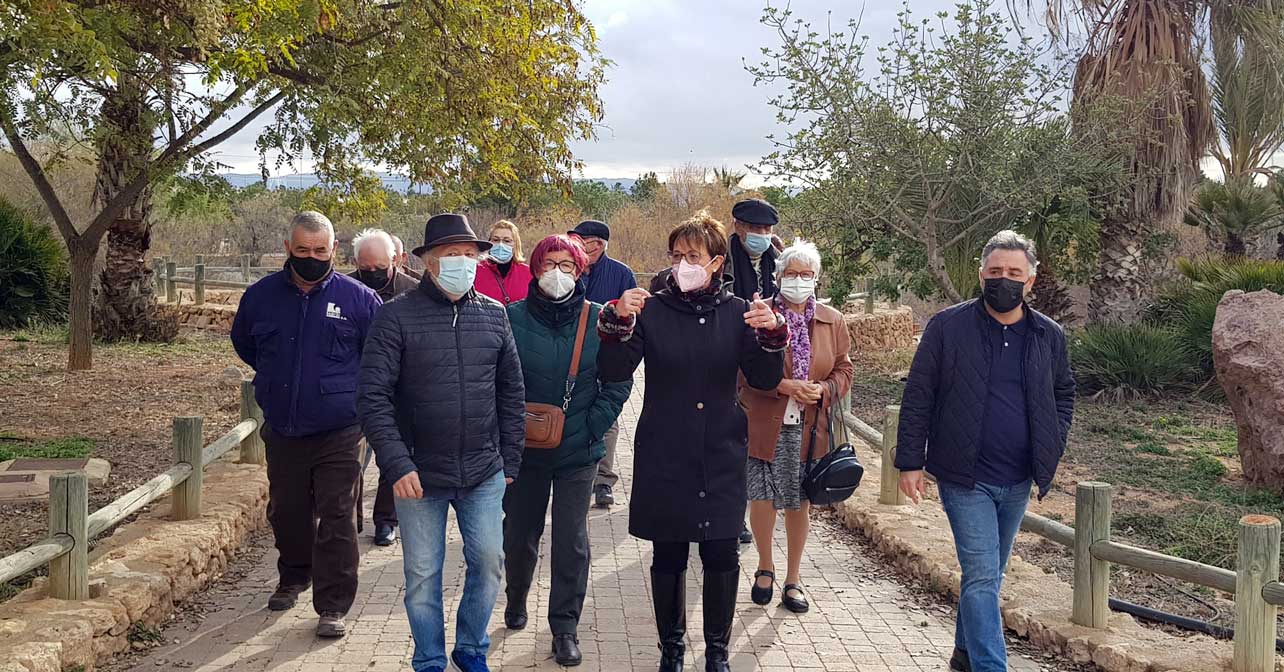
507, 285, 633, 476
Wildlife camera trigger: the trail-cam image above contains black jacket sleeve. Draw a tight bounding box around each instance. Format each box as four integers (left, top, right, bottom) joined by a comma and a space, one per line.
1052, 327, 1076, 451
738, 319, 786, 391
357, 308, 417, 486
596, 303, 645, 383
495, 316, 527, 480
895, 312, 945, 471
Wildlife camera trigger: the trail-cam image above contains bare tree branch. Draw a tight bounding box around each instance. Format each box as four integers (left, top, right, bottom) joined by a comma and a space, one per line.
0, 104, 79, 243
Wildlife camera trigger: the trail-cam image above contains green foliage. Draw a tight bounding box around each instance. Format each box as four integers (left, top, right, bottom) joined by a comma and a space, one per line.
1183, 177, 1283, 256
0, 199, 69, 330
1070, 324, 1197, 397
1116, 507, 1240, 569
571, 181, 630, 220
630, 173, 662, 202
0, 435, 94, 462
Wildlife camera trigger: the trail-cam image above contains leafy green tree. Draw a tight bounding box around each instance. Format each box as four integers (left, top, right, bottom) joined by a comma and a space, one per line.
572, 180, 629, 220
0, 198, 69, 329
1185, 177, 1284, 257
630, 172, 662, 202
1, 0, 605, 369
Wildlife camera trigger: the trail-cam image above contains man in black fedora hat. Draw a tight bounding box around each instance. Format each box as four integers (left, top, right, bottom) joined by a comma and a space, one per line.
359, 212, 526, 672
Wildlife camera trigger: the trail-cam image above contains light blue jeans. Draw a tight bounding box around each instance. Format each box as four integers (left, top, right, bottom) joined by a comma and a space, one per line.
395, 471, 506, 672
938, 479, 1032, 672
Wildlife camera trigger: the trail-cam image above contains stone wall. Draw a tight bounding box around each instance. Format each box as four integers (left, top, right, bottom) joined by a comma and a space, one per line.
0, 462, 268, 672
170, 303, 238, 333
843, 305, 916, 352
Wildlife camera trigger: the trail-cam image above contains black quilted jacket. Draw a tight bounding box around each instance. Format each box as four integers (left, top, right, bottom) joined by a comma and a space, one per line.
358, 278, 526, 490
894, 299, 1075, 499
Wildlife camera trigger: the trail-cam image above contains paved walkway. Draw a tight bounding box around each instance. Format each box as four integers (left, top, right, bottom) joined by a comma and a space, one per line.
121, 372, 1043, 671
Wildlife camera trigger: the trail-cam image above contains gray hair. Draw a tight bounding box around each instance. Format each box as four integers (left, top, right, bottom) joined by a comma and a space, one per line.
774, 239, 822, 280
391, 235, 405, 255
352, 228, 396, 260
980, 230, 1037, 274
289, 210, 335, 242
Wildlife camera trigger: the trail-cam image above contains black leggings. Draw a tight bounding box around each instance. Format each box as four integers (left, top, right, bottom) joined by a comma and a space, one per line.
651, 538, 739, 573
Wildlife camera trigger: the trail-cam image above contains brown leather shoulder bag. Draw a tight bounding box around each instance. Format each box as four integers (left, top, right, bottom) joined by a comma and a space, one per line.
525, 302, 590, 449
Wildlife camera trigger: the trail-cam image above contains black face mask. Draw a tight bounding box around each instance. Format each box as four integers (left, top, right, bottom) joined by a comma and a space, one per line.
983, 277, 1026, 313
358, 267, 392, 291
287, 254, 332, 283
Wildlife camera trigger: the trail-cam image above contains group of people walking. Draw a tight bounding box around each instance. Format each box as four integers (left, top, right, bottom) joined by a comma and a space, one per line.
230, 199, 1075, 672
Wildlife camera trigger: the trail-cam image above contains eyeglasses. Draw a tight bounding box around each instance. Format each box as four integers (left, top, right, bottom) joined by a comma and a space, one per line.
541, 260, 578, 274
669, 252, 711, 265
782, 271, 816, 281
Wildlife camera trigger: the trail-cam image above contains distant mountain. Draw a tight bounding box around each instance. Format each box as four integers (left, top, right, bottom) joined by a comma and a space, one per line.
217, 172, 638, 194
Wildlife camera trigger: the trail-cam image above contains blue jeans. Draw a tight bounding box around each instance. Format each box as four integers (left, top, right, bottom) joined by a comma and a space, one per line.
938, 479, 1031, 672
395, 471, 506, 672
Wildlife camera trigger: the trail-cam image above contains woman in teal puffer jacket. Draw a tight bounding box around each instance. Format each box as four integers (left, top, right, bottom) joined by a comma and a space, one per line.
502, 234, 633, 667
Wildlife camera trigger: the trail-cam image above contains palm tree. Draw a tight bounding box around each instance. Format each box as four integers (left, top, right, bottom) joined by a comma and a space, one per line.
1185, 176, 1283, 256
712, 165, 746, 191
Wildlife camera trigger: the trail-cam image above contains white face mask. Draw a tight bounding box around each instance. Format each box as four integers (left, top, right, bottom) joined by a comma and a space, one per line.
538, 268, 577, 301
779, 276, 816, 304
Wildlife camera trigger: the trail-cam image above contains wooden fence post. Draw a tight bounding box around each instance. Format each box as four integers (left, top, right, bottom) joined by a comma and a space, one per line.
241, 254, 251, 283
195, 253, 205, 268
1233, 515, 1281, 672
239, 379, 266, 465
172, 416, 204, 520
194, 263, 206, 306
153, 257, 165, 295
864, 292, 875, 314
165, 261, 177, 304
48, 471, 88, 600
1072, 481, 1112, 628
879, 405, 905, 505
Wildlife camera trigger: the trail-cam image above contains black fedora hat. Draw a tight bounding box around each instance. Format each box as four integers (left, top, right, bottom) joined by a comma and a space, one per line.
411, 213, 492, 257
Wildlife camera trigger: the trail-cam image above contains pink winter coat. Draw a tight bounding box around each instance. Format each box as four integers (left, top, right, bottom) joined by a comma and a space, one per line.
474, 260, 532, 305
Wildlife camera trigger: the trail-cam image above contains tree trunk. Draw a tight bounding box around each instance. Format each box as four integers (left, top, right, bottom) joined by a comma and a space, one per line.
1090, 214, 1151, 324
92, 76, 175, 342
1029, 264, 1077, 323
1226, 231, 1247, 258
925, 230, 963, 304
1277, 232, 1284, 260
67, 242, 97, 371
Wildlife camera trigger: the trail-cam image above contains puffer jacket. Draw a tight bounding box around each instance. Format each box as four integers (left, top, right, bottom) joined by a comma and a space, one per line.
894, 299, 1075, 498
506, 281, 632, 475
358, 277, 526, 489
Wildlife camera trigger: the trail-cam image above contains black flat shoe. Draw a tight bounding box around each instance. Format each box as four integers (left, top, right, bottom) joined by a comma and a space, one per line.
949, 647, 972, 672
553, 633, 582, 666
738, 525, 753, 544
750, 570, 775, 605
373, 524, 396, 546
781, 583, 809, 613
504, 609, 528, 630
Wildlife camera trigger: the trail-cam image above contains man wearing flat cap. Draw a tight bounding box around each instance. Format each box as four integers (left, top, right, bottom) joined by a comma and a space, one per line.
728, 198, 781, 302
567, 219, 637, 509
359, 212, 526, 672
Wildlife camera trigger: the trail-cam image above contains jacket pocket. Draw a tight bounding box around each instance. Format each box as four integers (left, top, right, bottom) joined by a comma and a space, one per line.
249, 323, 279, 371
325, 319, 359, 362
318, 373, 357, 420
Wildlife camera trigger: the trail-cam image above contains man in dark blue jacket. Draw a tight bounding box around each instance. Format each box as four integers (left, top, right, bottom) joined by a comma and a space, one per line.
567, 219, 636, 509
359, 213, 525, 672
230, 211, 381, 638
895, 230, 1075, 672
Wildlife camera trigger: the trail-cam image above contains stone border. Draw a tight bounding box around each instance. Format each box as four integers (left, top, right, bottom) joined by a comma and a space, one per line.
0, 461, 267, 672
836, 439, 1258, 672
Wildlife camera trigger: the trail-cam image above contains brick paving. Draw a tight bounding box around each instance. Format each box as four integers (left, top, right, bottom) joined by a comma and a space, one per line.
121, 371, 1044, 671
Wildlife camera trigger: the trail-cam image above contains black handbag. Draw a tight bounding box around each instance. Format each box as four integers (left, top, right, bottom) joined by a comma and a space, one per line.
801, 382, 864, 505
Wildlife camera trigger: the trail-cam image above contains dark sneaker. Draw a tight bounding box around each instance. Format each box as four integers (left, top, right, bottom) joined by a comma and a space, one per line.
593, 484, 614, 508
267, 583, 309, 611
552, 634, 582, 666
316, 611, 346, 638
949, 647, 972, 672
504, 609, 527, 630
738, 524, 753, 544
450, 650, 490, 672
374, 524, 397, 546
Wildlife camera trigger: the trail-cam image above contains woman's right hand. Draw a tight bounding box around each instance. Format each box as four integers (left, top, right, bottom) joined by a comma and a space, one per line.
615, 288, 651, 318
779, 380, 823, 404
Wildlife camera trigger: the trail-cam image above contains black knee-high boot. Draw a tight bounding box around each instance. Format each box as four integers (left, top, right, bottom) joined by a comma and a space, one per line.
652, 569, 687, 672
702, 568, 738, 672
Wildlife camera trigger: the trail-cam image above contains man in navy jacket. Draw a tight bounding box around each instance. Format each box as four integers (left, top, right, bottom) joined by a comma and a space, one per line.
231, 211, 381, 638
895, 230, 1075, 672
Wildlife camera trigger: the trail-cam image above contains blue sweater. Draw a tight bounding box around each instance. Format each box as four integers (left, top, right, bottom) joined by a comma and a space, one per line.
231, 270, 381, 437
582, 254, 636, 305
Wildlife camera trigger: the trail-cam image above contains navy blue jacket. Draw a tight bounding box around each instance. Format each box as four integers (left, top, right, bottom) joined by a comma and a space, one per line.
231, 270, 381, 438
582, 253, 637, 305
894, 300, 1075, 498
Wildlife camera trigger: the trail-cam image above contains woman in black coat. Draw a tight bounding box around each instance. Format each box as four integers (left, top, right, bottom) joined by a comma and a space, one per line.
597, 210, 786, 672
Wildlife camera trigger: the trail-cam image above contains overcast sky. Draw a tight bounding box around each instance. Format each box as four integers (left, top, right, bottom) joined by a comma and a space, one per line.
209, 0, 961, 183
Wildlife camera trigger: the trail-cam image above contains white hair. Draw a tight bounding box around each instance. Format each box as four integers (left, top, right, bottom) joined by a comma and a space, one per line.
774, 239, 822, 280
289, 210, 335, 242
353, 228, 396, 260
391, 235, 405, 255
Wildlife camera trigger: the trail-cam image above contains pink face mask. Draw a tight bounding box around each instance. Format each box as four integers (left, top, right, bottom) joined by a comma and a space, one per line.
673, 258, 716, 292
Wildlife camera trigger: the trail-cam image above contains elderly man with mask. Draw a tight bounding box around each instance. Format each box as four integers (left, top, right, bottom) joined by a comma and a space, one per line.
231, 211, 381, 638
359, 213, 525, 672
392, 234, 424, 280
347, 228, 417, 546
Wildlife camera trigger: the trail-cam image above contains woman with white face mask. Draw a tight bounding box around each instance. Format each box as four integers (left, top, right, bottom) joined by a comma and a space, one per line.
501, 234, 633, 667
739, 239, 853, 615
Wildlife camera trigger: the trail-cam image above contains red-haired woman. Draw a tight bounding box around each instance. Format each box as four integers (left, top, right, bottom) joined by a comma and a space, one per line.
502, 234, 633, 666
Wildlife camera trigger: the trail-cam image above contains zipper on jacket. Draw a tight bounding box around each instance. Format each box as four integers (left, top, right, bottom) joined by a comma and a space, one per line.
454, 303, 466, 482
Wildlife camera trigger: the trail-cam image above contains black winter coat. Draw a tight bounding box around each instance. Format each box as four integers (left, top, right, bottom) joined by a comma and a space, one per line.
597, 281, 785, 542
894, 300, 1075, 498
358, 278, 526, 490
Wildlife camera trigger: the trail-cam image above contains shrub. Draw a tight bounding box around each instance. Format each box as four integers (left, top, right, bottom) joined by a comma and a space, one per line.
0, 198, 69, 330
1070, 323, 1197, 398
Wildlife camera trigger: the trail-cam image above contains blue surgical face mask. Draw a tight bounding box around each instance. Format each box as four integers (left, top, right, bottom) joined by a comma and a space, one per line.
489, 243, 513, 264
434, 255, 479, 296
744, 232, 773, 255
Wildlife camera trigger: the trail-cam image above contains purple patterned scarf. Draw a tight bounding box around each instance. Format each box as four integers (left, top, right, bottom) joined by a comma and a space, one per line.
778, 295, 814, 380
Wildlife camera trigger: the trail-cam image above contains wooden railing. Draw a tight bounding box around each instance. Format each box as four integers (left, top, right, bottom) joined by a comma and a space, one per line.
841, 398, 1282, 672
0, 381, 266, 599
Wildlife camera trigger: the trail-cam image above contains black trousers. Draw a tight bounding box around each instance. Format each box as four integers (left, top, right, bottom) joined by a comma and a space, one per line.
502, 463, 596, 636
262, 423, 362, 615
651, 538, 739, 573
373, 472, 398, 528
